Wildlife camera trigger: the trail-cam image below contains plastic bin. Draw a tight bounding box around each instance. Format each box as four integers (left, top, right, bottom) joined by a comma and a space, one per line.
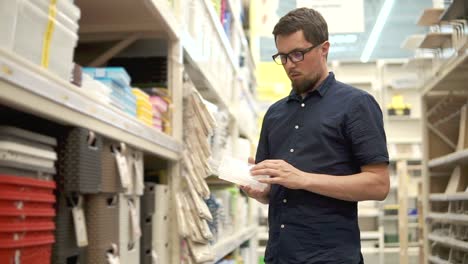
52, 192, 83, 264
57, 127, 103, 194
0, 0, 80, 80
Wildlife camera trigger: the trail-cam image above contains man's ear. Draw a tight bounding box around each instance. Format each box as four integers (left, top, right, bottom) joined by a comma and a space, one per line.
321, 41, 330, 57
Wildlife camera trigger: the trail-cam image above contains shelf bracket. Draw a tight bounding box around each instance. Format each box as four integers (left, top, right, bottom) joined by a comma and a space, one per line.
89, 33, 142, 67
427, 93, 452, 118
427, 123, 457, 150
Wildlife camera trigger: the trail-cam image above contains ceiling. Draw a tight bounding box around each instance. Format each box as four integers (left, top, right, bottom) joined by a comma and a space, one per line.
259, 0, 434, 62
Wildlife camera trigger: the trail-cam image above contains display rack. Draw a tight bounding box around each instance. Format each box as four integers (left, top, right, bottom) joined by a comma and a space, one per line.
415, 1, 468, 263
0, 0, 258, 263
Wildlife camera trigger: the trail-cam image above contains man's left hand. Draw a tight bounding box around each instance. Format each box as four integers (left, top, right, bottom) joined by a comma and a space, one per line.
250, 159, 305, 189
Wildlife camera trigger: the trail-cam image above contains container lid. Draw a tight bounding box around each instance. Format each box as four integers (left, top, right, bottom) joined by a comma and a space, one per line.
0, 126, 56, 147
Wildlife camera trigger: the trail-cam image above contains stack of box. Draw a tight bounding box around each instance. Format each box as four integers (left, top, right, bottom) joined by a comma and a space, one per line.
0, 126, 58, 263
132, 88, 153, 126
149, 94, 171, 133
82, 67, 137, 117
0, 0, 80, 81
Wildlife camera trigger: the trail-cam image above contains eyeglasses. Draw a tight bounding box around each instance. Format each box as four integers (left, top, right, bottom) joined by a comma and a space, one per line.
272, 45, 318, 65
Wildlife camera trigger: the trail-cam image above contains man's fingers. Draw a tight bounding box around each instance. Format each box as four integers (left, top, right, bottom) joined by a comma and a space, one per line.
248, 157, 255, 164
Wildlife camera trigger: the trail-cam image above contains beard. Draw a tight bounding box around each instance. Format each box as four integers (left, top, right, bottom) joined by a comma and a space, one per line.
291, 75, 320, 95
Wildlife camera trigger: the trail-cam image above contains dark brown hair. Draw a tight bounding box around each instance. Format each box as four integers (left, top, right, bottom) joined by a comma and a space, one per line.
273, 7, 328, 46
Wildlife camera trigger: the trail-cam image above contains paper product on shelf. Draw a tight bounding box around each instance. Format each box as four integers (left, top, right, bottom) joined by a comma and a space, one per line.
216, 155, 269, 191
182, 193, 207, 244
183, 150, 210, 198
187, 240, 215, 263
184, 175, 213, 222
175, 193, 190, 238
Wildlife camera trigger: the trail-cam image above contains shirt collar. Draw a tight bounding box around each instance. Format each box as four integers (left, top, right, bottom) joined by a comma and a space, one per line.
287, 72, 335, 102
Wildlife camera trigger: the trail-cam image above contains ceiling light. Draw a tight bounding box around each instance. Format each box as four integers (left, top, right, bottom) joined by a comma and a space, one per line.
360, 0, 395, 62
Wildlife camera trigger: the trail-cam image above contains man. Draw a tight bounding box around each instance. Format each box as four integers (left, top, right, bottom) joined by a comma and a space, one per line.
241, 7, 390, 264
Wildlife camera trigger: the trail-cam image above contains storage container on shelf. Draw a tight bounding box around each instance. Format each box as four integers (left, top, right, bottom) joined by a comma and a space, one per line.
0, 0, 80, 81
0, 174, 56, 264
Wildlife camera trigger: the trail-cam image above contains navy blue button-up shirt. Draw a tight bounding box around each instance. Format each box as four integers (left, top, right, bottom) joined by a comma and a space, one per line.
256, 72, 388, 264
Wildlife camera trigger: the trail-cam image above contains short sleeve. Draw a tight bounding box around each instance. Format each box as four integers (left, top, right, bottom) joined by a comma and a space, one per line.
345, 94, 389, 167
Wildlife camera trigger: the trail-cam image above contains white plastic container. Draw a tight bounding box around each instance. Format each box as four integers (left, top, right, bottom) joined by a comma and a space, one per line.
0, 0, 80, 80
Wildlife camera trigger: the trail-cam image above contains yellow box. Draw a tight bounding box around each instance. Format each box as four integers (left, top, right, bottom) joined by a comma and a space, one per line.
132, 88, 150, 101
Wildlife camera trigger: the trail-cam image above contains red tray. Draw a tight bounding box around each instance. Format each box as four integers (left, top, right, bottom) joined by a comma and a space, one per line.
0, 234, 54, 264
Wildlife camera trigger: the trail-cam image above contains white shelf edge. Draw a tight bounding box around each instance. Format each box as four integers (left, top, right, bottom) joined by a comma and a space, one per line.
361, 231, 381, 240
430, 192, 468, 201
428, 234, 468, 252
387, 116, 422, 121
361, 247, 381, 254
0, 49, 181, 160
428, 149, 468, 169
428, 212, 468, 223
383, 215, 418, 221
210, 225, 257, 263
358, 208, 380, 217
384, 246, 420, 254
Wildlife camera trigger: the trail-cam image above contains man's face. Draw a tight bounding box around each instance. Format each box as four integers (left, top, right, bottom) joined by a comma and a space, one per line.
275, 30, 327, 95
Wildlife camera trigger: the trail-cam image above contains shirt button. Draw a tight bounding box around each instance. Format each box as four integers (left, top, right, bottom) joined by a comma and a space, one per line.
301, 103, 305, 108
281, 224, 285, 229
294, 125, 299, 129
290, 148, 294, 153
283, 199, 287, 203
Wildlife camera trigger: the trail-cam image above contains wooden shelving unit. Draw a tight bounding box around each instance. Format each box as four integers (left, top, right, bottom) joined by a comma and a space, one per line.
417, 1, 468, 263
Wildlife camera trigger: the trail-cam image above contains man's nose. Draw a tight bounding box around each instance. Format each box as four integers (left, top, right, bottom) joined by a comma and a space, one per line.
283, 58, 296, 69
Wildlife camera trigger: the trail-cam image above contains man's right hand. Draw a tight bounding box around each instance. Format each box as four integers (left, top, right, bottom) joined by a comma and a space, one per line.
239, 157, 270, 204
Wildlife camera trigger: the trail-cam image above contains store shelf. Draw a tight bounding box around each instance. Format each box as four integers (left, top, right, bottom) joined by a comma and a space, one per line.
421, 52, 468, 95
76, 0, 180, 40
385, 243, 420, 249
361, 247, 381, 254
258, 231, 269, 241
428, 149, 468, 169
361, 231, 381, 240
428, 234, 468, 252
401, 34, 426, 50
430, 192, 468, 201
385, 246, 420, 254
428, 213, 468, 223
417, 8, 445, 26
0, 48, 182, 160
211, 225, 258, 263
428, 255, 451, 264
419, 32, 453, 49
404, 57, 433, 69
359, 208, 380, 217
202, 0, 238, 69
383, 215, 418, 221
387, 116, 421, 121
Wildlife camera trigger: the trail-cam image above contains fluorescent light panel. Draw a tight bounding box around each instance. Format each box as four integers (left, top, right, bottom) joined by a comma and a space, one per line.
360, 0, 395, 62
